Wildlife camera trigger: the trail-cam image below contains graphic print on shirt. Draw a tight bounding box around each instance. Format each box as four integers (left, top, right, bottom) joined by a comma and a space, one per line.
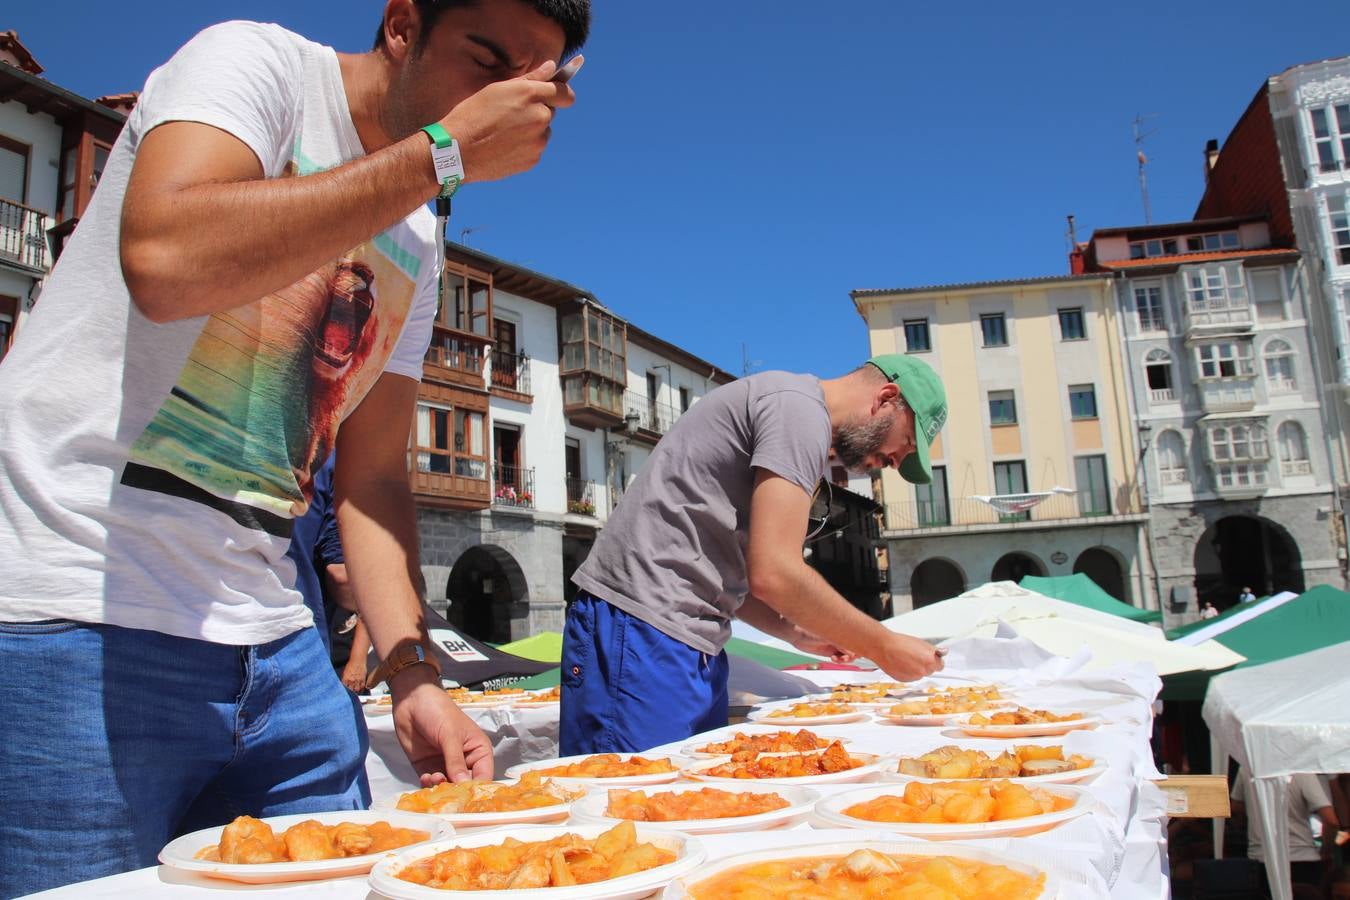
121, 160, 421, 533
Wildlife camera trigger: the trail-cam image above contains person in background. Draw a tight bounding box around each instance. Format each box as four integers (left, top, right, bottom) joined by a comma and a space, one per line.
562, 355, 949, 755
0, 1, 590, 893
1200, 601, 1219, 620
1238, 586, 1258, 605
1231, 767, 1345, 891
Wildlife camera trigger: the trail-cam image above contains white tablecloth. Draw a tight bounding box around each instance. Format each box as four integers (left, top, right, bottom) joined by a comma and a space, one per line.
26, 632, 1170, 899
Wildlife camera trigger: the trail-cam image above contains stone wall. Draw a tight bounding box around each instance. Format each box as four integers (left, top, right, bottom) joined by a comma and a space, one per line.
416, 506, 568, 640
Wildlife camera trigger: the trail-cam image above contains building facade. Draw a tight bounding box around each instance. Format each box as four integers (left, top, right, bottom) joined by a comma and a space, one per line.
852, 275, 1154, 614
411, 245, 733, 642
1080, 217, 1342, 616
1, 32, 126, 358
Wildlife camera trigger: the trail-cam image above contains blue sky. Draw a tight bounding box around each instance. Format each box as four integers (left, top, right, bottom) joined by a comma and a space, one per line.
8, 2, 1347, 377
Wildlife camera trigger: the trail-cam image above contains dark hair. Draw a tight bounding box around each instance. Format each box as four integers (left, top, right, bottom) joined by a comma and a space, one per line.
374, 0, 590, 58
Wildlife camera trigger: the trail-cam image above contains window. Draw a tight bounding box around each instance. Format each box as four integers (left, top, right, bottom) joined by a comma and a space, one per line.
561, 305, 627, 416
1156, 430, 1188, 485
1184, 232, 1240, 252
1145, 349, 1175, 401
441, 265, 491, 335
1075, 455, 1110, 516
1185, 265, 1247, 313
1069, 384, 1098, 419
1277, 421, 1311, 477
904, 318, 931, 352
1196, 342, 1253, 378
915, 465, 950, 526
980, 313, 1008, 347
679, 386, 690, 413
1058, 307, 1085, 341
1329, 194, 1350, 267
0, 294, 15, 363
415, 404, 486, 478
992, 461, 1029, 522
988, 390, 1017, 425
1310, 103, 1350, 173
1249, 269, 1285, 322
1134, 284, 1165, 332
1209, 423, 1268, 462
0, 135, 28, 204
1263, 339, 1297, 393
564, 437, 581, 481
1129, 239, 1179, 259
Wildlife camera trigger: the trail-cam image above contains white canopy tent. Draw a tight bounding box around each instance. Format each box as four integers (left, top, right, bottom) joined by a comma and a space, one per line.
1202, 641, 1350, 900
881, 582, 1245, 676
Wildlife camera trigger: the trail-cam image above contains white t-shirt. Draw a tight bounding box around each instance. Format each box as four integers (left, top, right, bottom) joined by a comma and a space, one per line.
0, 22, 438, 644
1233, 769, 1334, 862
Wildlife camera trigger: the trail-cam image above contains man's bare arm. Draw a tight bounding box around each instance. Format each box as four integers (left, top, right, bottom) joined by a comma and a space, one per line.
746, 469, 942, 681
121, 63, 571, 323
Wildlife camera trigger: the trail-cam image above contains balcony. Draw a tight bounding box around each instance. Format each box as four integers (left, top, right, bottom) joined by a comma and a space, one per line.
1160, 468, 1190, 487
1198, 377, 1257, 414
493, 463, 535, 511
1210, 462, 1268, 499
1184, 301, 1253, 334
0, 198, 51, 273
1281, 459, 1312, 477
490, 349, 532, 401
566, 477, 598, 517
423, 325, 490, 390
883, 490, 1144, 535
621, 391, 680, 443
1149, 387, 1176, 404
410, 451, 490, 510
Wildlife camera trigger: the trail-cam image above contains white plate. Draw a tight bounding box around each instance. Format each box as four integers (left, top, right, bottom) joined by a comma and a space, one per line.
813, 782, 1093, 840
954, 714, 1102, 738
746, 707, 871, 726
803, 693, 900, 710
512, 699, 561, 708
682, 752, 887, 786
883, 762, 1107, 786
504, 753, 685, 786
664, 839, 1058, 899
367, 823, 705, 900
371, 781, 579, 829
158, 809, 452, 884
570, 783, 820, 835
679, 731, 852, 759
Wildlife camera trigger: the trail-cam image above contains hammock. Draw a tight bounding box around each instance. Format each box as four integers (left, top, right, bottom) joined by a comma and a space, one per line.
970, 486, 1075, 516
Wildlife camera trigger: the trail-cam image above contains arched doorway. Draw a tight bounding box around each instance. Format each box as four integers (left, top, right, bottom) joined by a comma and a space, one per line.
446, 546, 529, 644
1074, 547, 1128, 603
911, 558, 965, 608
991, 552, 1046, 584
1193, 515, 1303, 610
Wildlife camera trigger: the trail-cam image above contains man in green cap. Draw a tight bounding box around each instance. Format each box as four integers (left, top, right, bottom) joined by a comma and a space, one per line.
561, 356, 949, 754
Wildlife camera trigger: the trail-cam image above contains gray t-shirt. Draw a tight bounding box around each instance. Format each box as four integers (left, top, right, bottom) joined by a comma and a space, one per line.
573, 372, 831, 655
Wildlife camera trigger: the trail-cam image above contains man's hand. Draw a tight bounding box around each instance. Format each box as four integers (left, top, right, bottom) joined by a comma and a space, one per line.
390, 667, 494, 785
873, 631, 945, 681
787, 627, 857, 664
442, 60, 575, 185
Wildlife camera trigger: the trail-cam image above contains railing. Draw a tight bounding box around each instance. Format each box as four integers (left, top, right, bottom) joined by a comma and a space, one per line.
1149, 387, 1176, 403
1212, 462, 1268, 494
1160, 468, 1190, 486
490, 349, 532, 395
622, 390, 680, 435
1266, 375, 1297, 395
424, 325, 488, 382
1199, 378, 1257, 413
1185, 303, 1253, 330
566, 478, 597, 516
884, 490, 1142, 532
0, 198, 51, 272
492, 464, 535, 510
1281, 459, 1312, 477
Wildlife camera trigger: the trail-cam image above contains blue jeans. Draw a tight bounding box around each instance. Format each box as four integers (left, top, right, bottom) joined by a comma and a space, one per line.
0, 619, 370, 899
560, 593, 729, 755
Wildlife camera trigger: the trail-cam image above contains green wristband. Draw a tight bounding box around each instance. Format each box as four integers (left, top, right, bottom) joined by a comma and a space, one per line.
420, 124, 463, 199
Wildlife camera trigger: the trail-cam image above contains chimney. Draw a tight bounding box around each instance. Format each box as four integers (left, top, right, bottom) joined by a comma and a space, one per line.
1203, 138, 1220, 184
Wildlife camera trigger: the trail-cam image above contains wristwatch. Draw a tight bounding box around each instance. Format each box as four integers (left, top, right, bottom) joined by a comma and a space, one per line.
366, 642, 441, 691
421, 123, 464, 199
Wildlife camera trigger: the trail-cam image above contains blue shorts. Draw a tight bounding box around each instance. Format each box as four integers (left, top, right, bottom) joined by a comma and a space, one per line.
560, 592, 729, 755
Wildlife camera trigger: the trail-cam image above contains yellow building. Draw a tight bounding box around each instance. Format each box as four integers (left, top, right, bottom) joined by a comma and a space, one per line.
851, 274, 1157, 612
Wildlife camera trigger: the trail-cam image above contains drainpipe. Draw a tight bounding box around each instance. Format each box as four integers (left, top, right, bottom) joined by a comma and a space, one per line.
1113, 273, 1166, 612
1292, 257, 1350, 580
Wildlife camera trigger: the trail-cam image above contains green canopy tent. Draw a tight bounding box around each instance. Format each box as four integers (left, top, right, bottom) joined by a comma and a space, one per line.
1163, 585, 1350, 700
1019, 573, 1163, 624
501, 635, 822, 691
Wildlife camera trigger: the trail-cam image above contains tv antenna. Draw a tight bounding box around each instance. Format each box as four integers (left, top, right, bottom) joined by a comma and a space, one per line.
458, 225, 481, 245
1133, 114, 1159, 224
741, 343, 762, 377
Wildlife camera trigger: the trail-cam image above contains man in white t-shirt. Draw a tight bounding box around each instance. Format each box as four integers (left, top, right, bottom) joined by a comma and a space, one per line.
0, 1, 589, 894
1233, 768, 1343, 889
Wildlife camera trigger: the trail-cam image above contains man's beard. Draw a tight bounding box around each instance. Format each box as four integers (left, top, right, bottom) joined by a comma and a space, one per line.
832, 409, 896, 474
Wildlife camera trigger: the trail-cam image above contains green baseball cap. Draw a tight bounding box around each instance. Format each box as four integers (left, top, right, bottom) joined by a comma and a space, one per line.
866, 354, 948, 485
